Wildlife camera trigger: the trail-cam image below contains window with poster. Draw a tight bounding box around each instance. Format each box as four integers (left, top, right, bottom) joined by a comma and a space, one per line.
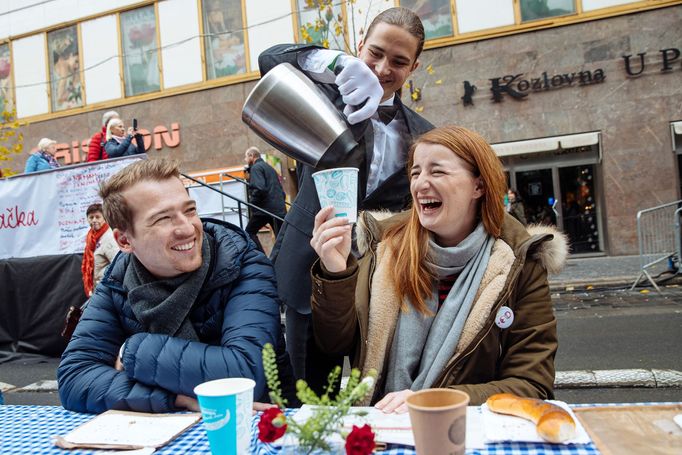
47, 25, 83, 111
0, 43, 13, 110
519, 0, 576, 23
120, 6, 161, 97
201, 0, 247, 79
399, 0, 455, 40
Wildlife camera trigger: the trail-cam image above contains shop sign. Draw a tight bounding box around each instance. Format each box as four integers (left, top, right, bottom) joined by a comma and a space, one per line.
622, 47, 681, 76
488, 68, 605, 102
40, 122, 181, 166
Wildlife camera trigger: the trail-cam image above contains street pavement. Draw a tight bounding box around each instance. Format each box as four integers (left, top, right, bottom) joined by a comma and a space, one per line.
2, 254, 681, 406
552, 282, 682, 403
548, 253, 671, 290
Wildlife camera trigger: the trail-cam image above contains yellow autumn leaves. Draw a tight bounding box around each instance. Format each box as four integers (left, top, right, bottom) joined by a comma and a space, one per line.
0, 104, 24, 177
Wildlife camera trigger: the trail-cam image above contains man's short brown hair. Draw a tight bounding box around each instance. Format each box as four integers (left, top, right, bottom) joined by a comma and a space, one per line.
99, 158, 180, 232
86, 203, 103, 216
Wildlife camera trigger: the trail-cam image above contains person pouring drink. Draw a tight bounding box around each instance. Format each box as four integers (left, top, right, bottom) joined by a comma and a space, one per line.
257, 7, 434, 393
309, 126, 568, 411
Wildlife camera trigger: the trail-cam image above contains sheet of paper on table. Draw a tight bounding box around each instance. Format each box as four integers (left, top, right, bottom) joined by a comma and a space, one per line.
284, 405, 486, 449
94, 448, 155, 455
53, 410, 201, 450
481, 400, 592, 444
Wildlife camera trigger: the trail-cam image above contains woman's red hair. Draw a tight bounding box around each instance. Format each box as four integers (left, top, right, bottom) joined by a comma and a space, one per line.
384, 126, 506, 313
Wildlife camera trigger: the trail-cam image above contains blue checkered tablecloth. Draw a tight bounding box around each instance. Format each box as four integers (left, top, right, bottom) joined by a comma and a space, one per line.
0, 404, 614, 454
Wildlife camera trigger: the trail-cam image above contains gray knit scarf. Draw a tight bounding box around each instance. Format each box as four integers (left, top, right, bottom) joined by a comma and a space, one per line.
123, 234, 213, 341
385, 223, 493, 392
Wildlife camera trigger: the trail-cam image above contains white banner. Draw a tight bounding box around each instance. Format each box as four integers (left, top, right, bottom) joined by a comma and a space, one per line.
0, 156, 144, 259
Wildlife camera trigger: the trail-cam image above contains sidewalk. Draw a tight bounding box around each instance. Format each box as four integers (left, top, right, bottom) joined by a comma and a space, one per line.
548, 254, 677, 290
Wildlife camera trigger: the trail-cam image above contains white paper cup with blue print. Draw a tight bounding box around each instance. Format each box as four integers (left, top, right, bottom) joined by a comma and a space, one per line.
194, 378, 255, 455
312, 167, 359, 223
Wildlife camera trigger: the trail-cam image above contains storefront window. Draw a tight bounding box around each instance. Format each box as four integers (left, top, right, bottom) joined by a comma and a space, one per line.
47, 26, 82, 111
295, 0, 345, 50
559, 165, 600, 253
401, 0, 454, 40
520, 0, 576, 22
515, 168, 557, 226
120, 6, 160, 96
678, 155, 682, 198
202, 0, 247, 79
673, 125, 682, 198
0, 43, 12, 110
505, 136, 603, 255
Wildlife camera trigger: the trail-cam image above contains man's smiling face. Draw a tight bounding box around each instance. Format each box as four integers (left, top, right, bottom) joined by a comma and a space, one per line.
358, 22, 420, 102
114, 177, 203, 279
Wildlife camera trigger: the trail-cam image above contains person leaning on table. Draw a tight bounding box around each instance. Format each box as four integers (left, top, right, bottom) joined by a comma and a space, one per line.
309, 126, 568, 412
58, 158, 295, 413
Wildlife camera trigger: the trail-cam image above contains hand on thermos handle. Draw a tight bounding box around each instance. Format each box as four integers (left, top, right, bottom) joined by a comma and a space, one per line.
334, 55, 383, 125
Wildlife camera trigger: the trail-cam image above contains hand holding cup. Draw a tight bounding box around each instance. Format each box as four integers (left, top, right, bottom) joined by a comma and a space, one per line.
311, 167, 359, 223
311, 206, 352, 273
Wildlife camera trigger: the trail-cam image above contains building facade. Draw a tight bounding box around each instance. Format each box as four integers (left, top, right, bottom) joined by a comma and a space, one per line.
1, 0, 681, 255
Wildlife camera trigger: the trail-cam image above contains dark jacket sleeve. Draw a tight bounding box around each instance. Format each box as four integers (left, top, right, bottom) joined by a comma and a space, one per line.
57, 287, 176, 414
87, 132, 103, 162
133, 133, 146, 155
104, 136, 134, 158
310, 256, 360, 356
120, 244, 281, 403
258, 43, 324, 75
248, 163, 267, 205
451, 258, 557, 404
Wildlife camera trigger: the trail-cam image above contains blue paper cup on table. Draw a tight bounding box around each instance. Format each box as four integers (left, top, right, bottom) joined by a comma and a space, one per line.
194, 378, 255, 455
312, 167, 359, 223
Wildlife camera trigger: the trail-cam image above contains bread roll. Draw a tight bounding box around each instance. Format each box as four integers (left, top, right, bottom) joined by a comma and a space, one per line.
486, 393, 576, 443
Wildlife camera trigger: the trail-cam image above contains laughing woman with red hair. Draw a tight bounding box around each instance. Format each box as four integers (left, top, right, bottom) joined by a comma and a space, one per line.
310, 126, 568, 411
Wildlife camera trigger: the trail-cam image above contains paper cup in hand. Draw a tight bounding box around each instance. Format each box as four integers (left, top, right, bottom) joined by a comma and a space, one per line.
312, 167, 359, 223
194, 378, 255, 455
406, 389, 469, 455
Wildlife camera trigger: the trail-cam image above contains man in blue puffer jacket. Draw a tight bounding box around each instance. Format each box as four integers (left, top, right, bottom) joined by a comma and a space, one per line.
58, 158, 291, 414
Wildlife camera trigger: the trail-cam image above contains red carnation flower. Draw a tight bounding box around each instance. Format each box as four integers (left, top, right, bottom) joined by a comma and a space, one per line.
257, 407, 287, 443
345, 424, 375, 455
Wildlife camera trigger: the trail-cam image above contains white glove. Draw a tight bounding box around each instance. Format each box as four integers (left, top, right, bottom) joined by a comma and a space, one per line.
334, 54, 383, 125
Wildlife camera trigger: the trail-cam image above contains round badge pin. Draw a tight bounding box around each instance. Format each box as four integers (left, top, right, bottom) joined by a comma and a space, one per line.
495, 306, 514, 329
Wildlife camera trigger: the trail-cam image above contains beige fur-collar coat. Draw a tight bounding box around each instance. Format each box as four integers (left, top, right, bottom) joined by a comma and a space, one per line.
310, 211, 568, 405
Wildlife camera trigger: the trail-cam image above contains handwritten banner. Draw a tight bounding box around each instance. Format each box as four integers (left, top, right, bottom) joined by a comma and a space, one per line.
0, 156, 143, 259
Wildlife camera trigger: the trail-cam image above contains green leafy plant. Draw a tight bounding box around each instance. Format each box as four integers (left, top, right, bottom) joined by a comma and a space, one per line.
299, 0, 405, 54
259, 343, 378, 454
0, 101, 24, 177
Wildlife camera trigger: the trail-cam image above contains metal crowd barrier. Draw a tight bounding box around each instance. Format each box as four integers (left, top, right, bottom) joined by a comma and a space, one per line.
631, 200, 682, 292
181, 172, 285, 230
